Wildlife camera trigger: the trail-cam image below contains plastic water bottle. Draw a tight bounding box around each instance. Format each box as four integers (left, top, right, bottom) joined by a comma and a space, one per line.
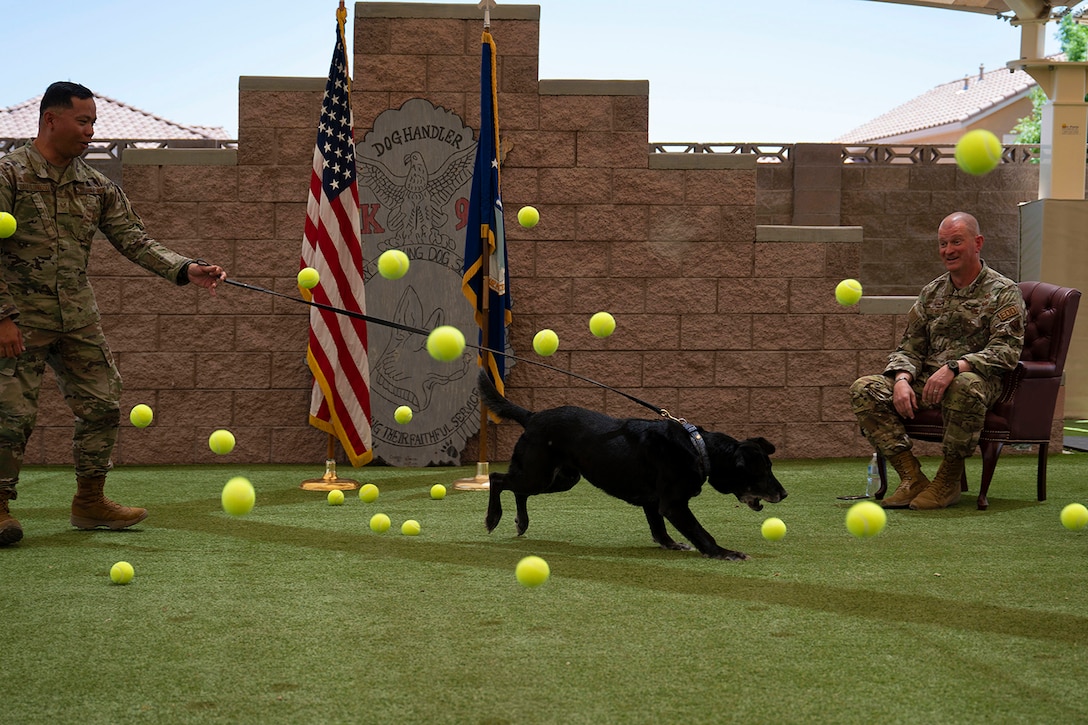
865, 453, 879, 498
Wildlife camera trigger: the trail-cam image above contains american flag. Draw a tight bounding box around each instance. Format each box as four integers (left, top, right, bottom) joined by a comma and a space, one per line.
300, 14, 372, 466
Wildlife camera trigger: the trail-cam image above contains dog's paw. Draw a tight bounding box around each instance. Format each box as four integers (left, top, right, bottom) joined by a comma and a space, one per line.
705, 548, 749, 561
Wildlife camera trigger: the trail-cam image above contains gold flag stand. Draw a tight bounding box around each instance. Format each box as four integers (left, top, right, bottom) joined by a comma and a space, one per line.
301, 433, 359, 491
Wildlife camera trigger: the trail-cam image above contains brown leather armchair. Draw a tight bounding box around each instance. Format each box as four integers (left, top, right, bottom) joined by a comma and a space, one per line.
876, 281, 1081, 510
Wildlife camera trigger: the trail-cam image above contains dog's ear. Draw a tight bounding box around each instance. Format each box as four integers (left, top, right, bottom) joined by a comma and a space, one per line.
748, 436, 775, 455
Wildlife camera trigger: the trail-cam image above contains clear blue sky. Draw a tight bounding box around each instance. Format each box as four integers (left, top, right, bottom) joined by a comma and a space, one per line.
2, 0, 1062, 143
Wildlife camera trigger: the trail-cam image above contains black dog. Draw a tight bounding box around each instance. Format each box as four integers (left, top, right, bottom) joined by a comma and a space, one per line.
478, 371, 787, 560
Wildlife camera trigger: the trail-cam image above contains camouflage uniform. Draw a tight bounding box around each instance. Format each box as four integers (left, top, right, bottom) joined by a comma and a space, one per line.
850, 263, 1025, 458
0, 141, 193, 491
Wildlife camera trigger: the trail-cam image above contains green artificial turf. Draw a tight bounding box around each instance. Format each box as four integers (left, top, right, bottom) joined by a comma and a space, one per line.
6, 454, 1088, 724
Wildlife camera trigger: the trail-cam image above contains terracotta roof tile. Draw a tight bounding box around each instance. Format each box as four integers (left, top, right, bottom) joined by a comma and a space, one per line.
0, 93, 229, 140
834, 63, 1037, 143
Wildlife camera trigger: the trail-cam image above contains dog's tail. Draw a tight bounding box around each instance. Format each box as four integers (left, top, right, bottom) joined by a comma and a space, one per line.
477, 370, 533, 427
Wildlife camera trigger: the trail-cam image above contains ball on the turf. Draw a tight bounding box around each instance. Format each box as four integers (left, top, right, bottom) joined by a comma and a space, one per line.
221, 476, 255, 516
1060, 503, 1088, 531
0, 211, 16, 239
109, 561, 134, 585
327, 489, 345, 506
761, 517, 787, 541
515, 555, 550, 587
835, 279, 863, 307
517, 205, 540, 228
954, 129, 1002, 176
533, 329, 559, 356
358, 483, 380, 503
845, 500, 887, 538
370, 513, 391, 533
426, 325, 466, 362
589, 311, 616, 338
208, 429, 236, 455
394, 405, 413, 424
129, 404, 153, 428
296, 266, 320, 289
377, 249, 410, 280
401, 519, 421, 536
430, 484, 447, 500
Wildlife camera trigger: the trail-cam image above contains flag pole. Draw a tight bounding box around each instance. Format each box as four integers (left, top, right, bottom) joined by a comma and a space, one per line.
301, 433, 360, 491
454, 2, 500, 491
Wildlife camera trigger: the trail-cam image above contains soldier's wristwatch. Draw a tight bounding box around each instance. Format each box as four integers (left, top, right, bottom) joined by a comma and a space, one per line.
947, 360, 960, 376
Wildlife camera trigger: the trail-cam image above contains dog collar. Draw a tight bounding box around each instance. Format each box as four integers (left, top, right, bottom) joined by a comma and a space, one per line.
681, 421, 711, 482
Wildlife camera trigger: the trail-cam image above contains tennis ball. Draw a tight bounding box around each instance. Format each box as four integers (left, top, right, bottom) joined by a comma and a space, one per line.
517, 205, 540, 228
370, 513, 391, 533
401, 519, 421, 536
845, 501, 887, 538
426, 325, 466, 362
954, 129, 1002, 176
761, 517, 787, 541
0, 211, 16, 238
377, 249, 410, 280
533, 329, 559, 356
589, 312, 616, 338
1060, 503, 1088, 531
394, 405, 413, 424
835, 279, 863, 306
296, 266, 320, 289
327, 489, 345, 506
129, 404, 153, 428
430, 484, 447, 500
109, 561, 134, 585
515, 555, 550, 587
208, 429, 236, 455
221, 476, 255, 516
359, 483, 379, 503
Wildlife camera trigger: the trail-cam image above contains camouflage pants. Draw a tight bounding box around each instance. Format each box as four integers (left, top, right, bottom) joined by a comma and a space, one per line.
849, 372, 1003, 459
0, 323, 122, 485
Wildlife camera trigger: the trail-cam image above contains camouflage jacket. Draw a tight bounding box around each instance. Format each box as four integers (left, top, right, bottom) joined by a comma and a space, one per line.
0, 142, 191, 331
885, 263, 1025, 382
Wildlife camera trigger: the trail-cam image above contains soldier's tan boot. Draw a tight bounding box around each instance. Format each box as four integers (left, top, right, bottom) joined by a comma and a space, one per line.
880, 450, 931, 509
70, 475, 148, 530
909, 456, 965, 510
0, 486, 23, 546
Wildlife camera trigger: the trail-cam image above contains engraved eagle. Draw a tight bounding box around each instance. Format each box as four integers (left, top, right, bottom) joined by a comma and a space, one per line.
359, 146, 476, 243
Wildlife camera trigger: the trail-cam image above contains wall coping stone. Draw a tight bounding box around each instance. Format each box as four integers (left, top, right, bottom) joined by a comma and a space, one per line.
239, 76, 324, 92
358, 2, 541, 20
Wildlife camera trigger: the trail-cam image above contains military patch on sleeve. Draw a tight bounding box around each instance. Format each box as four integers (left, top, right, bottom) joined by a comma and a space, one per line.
997, 305, 1019, 322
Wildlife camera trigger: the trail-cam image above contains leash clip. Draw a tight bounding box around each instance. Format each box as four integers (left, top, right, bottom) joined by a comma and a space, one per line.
659, 410, 710, 482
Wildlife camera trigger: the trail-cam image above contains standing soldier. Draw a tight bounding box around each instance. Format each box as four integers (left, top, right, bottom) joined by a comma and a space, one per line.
0, 81, 227, 545
850, 212, 1025, 510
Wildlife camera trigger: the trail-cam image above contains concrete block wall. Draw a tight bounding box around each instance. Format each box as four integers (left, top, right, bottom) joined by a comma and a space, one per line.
20, 2, 1059, 471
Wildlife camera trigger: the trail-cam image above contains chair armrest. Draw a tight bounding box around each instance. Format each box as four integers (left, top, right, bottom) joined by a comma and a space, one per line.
1020, 360, 1059, 379
997, 362, 1025, 404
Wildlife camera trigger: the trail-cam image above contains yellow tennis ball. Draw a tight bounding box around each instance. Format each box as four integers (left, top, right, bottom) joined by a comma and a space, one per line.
327, 489, 345, 506
394, 405, 413, 424
358, 483, 380, 503
426, 325, 466, 362
589, 312, 616, 338
109, 561, 134, 585
370, 513, 391, 533
955, 129, 1002, 176
296, 266, 320, 289
533, 329, 559, 356
0, 211, 16, 239
129, 404, 153, 428
835, 279, 863, 306
221, 476, 255, 516
208, 429, 236, 455
515, 555, 550, 587
430, 484, 447, 500
1060, 503, 1088, 531
761, 517, 787, 541
401, 519, 421, 536
845, 501, 887, 538
517, 205, 540, 228
377, 249, 410, 280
